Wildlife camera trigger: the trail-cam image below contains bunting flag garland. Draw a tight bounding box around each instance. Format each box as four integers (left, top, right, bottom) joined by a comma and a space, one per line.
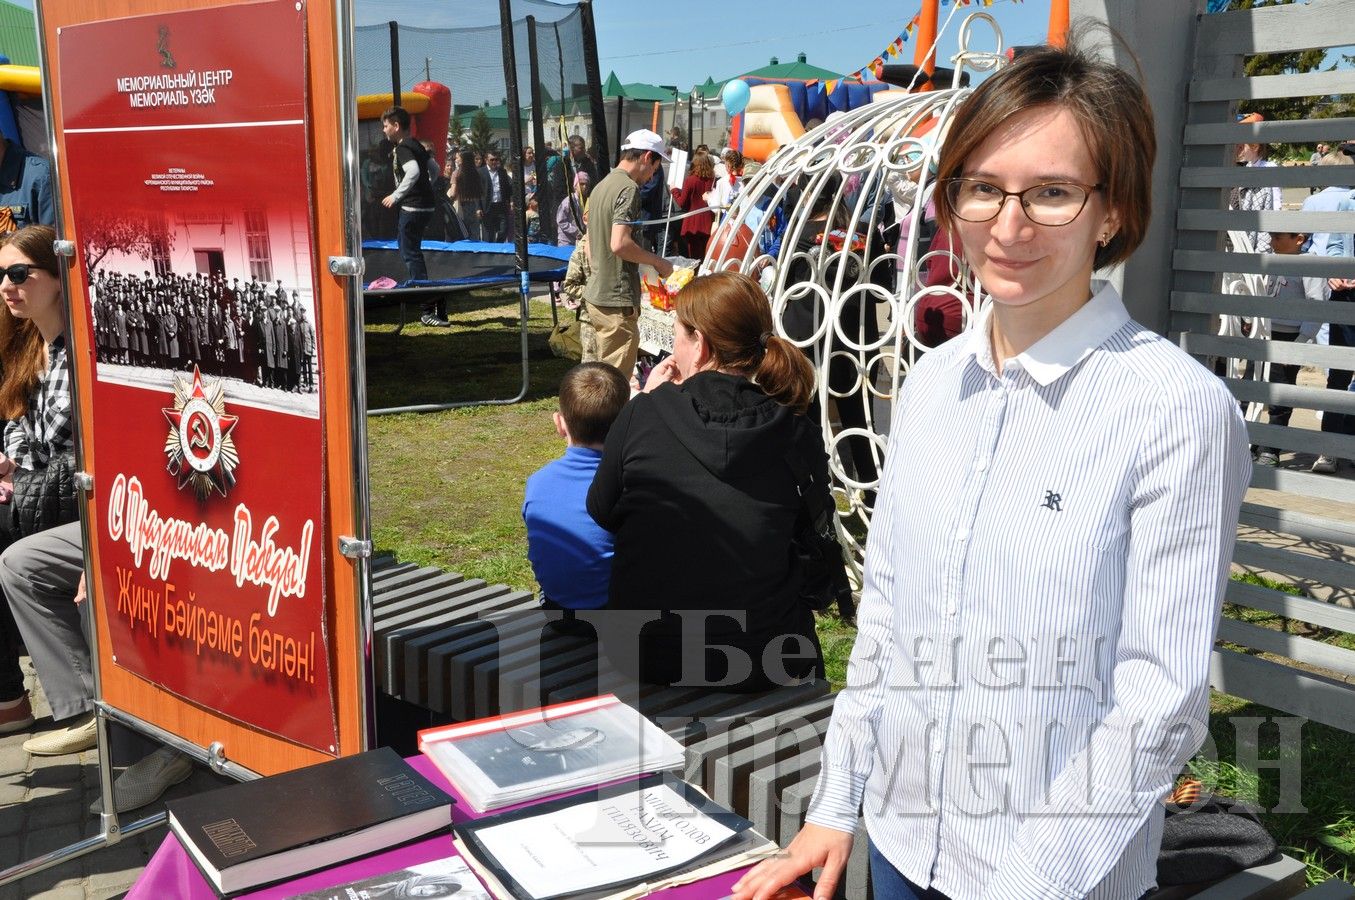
850, 0, 1022, 83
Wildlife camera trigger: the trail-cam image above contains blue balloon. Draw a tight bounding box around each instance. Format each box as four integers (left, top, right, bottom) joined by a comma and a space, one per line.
721, 80, 750, 116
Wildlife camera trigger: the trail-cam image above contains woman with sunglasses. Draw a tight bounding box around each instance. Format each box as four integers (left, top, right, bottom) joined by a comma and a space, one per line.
0, 224, 84, 750
734, 39, 1251, 900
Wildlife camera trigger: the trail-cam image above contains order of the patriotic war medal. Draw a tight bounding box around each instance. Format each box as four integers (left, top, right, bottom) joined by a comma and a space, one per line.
163, 366, 239, 500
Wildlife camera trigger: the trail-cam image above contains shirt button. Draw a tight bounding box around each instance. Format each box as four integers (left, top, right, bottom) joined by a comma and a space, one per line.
975, 457, 989, 472
955, 528, 970, 542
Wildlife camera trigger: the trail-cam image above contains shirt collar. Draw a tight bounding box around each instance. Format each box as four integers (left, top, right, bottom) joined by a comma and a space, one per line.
959, 281, 1130, 386
564, 444, 602, 461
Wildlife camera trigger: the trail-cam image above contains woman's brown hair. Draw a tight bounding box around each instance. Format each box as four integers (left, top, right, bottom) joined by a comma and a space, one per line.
675, 271, 814, 414
690, 151, 715, 180
0, 225, 59, 420
453, 150, 482, 200
933, 32, 1156, 271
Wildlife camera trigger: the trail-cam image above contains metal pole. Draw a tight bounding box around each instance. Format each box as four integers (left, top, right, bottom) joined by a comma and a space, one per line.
577, 0, 609, 167
525, 16, 552, 243
338, 0, 378, 751
686, 93, 694, 153
615, 95, 623, 164
1048, 0, 1070, 46
552, 20, 581, 239
502, 0, 533, 407
912, 0, 939, 91
388, 20, 401, 106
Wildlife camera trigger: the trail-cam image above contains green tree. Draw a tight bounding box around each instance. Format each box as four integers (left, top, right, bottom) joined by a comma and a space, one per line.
466, 108, 497, 155
447, 111, 465, 148
1230, 0, 1333, 159
82, 212, 177, 274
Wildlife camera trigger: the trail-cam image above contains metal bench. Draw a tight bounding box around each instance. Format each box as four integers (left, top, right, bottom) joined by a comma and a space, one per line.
370, 556, 830, 731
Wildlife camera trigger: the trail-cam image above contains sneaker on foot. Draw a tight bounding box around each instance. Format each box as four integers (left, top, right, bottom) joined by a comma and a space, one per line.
0, 695, 34, 734
90, 747, 193, 815
419, 314, 451, 327
1312, 455, 1338, 474
23, 712, 97, 755
1255, 450, 1279, 467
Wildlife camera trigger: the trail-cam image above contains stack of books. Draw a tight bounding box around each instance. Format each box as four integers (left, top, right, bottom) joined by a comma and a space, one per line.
418, 694, 685, 813
167, 747, 452, 896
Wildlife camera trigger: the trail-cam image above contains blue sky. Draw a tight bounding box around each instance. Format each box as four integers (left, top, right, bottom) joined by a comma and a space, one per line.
1, 0, 1054, 92
592, 0, 1053, 90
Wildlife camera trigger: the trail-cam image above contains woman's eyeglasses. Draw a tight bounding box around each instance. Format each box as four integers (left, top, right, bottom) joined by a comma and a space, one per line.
0, 264, 33, 285
942, 178, 1103, 227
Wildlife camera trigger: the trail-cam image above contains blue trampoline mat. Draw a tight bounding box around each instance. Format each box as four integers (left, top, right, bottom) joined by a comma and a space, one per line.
362, 240, 573, 291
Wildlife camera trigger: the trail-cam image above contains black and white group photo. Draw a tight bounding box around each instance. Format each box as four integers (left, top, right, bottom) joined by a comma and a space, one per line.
78, 204, 324, 418
89, 269, 316, 394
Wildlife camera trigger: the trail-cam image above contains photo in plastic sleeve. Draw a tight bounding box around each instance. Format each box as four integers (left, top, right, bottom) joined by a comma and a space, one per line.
286, 856, 489, 900
446, 705, 645, 790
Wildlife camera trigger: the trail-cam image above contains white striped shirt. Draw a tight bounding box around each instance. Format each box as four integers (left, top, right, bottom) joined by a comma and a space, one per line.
805, 283, 1251, 899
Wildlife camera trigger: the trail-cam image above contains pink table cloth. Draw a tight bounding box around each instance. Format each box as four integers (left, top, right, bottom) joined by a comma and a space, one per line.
128, 754, 752, 899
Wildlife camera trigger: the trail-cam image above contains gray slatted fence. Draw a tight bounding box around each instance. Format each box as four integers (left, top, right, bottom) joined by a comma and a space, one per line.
1174, 0, 1355, 732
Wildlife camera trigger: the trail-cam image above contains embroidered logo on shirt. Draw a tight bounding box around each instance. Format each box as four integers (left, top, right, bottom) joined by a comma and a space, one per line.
1041, 490, 1063, 512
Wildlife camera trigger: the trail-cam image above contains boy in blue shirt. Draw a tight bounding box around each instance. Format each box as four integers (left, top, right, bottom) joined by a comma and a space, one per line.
523, 363, 629, 609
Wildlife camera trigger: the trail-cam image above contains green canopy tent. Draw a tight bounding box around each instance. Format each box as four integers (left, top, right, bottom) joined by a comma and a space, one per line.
738, 53, 843, 82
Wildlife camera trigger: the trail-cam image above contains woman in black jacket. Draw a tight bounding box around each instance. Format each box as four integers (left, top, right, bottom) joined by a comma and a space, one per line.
587, 271, 829, 692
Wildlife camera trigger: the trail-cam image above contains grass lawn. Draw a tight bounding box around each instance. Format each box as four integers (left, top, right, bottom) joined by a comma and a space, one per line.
363, 287, 1355, 884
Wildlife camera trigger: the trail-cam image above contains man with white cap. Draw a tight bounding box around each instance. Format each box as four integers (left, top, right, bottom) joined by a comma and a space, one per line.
582, 129, 674, 376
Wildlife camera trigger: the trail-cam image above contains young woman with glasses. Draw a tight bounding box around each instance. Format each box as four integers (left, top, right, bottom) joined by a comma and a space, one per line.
734, 38, 1251, 900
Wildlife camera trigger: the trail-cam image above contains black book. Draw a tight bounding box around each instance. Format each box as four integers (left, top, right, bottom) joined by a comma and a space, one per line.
167, 747, 453, 897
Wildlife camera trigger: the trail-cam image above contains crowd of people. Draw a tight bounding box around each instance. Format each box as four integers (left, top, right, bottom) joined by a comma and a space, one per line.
1230, 123, 1355, 474
90, 269, 317, 393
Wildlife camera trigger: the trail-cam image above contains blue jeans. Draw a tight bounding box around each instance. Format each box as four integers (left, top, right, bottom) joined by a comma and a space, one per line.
397, 208, 432, 282
869, 841, 951, 900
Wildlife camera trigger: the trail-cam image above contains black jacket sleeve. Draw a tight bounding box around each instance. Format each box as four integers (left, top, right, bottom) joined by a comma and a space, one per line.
793, 414, 834, 514
586, 397, 638, 531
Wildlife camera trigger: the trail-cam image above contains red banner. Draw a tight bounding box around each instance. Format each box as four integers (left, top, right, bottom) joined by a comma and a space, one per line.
58, 0, 337, 753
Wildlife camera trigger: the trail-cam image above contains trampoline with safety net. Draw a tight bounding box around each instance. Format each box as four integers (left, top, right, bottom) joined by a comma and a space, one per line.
352, 0, 606, 414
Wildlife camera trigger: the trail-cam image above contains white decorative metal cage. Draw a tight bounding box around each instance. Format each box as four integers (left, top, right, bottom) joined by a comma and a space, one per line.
698, 14, 1009, 579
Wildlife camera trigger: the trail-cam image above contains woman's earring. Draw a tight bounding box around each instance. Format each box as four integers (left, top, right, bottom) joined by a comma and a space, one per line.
1098, 233, 1110, 247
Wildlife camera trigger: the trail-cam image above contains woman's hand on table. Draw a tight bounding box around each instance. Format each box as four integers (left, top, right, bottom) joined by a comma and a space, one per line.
730, 823, 853, 900
643, 356, 681, 392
